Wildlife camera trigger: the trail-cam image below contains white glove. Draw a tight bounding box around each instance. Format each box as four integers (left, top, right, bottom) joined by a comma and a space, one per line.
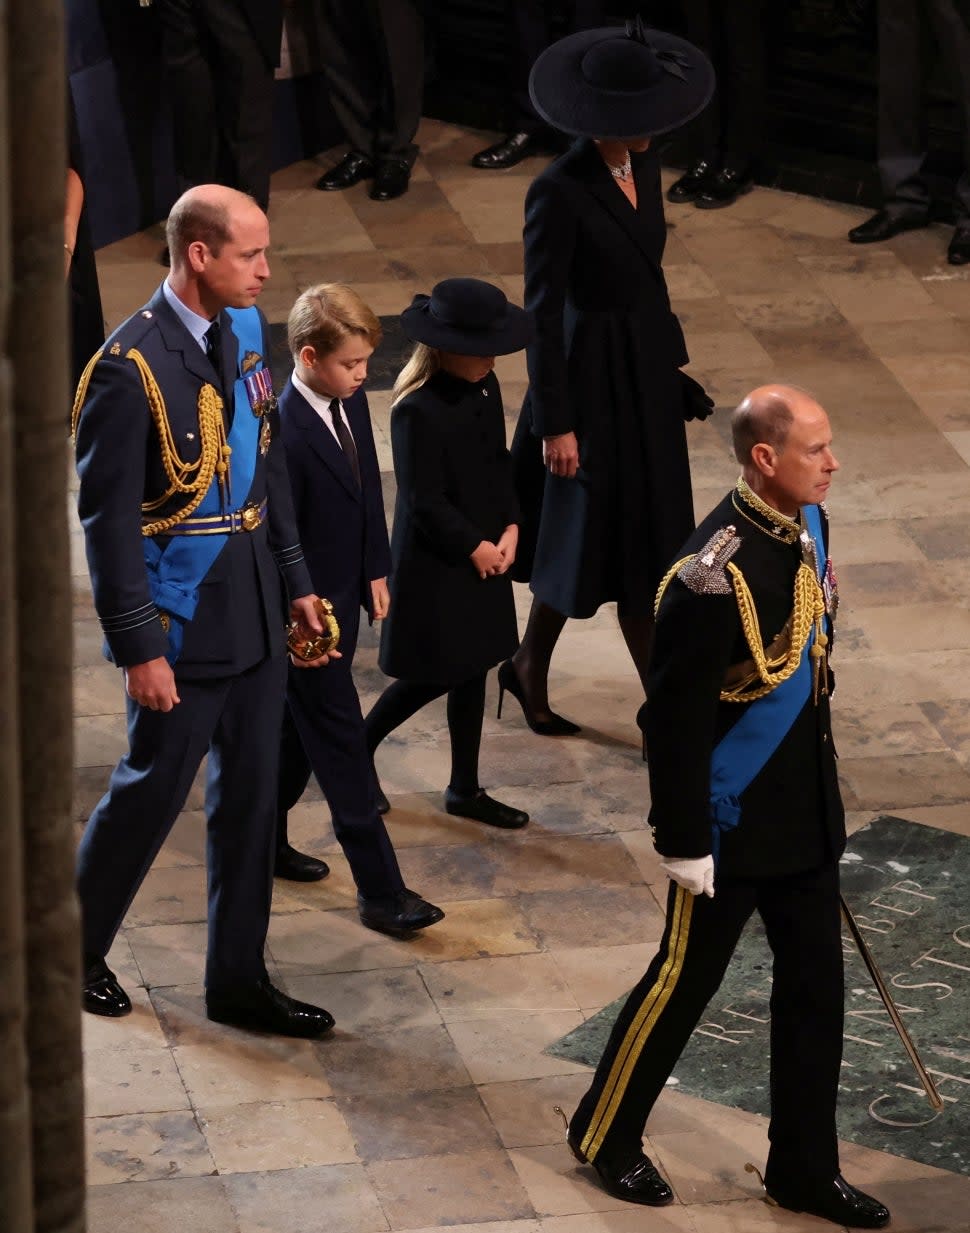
660, 854, 715, 898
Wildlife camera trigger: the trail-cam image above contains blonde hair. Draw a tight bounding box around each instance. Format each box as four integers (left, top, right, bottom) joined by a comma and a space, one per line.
392, 343, 440, 405
288, 283, 382, 359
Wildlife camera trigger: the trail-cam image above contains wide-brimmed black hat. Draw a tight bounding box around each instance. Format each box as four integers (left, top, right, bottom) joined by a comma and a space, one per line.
400, 278, 534, 357
529, 17, 715, 140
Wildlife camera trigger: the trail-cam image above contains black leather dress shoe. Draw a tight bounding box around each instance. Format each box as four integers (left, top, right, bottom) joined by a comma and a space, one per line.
372, 771, 391, 814
848, 207, 928, 243
444, 788, 529, 829
83, 956, 132, 1018
568, 1134, 673, 1207
274, 843, 330, 882
667, 159, 716, 203
948, 226, 970, 265
471, 131, 543, 170
316, 150, 374, 192
206, 976, 335, 1037
358, 888, 445, 937
695, 166, 754, 210
370, 158, 411, 201
766, 1174, 890, 1228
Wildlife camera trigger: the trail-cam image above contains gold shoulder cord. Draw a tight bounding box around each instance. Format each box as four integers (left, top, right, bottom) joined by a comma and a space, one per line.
653, 557, 828, 703
72, 348, 233, 536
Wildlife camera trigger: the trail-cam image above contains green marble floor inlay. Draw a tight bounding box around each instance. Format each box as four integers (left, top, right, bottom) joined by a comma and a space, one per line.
548, 816, 970, 1176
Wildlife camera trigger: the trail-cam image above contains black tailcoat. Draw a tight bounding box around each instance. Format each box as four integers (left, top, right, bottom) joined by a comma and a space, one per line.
380, 369, 520, 684
511, 138, 695, 618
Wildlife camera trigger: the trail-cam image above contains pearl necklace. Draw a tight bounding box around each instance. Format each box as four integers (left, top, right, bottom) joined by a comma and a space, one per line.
607, 154, 633, 182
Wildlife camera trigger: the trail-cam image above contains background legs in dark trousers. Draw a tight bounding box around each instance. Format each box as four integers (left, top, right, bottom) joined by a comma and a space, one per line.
877, 0, 970, 223
318, 0, 424, 165
157, 0, 276, 209
570, 864, 843, 1187
77, 654, 286, 990
365, 672, 487, 797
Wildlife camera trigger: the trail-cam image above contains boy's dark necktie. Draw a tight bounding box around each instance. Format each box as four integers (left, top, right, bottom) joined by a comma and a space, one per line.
330, 398, 361, 489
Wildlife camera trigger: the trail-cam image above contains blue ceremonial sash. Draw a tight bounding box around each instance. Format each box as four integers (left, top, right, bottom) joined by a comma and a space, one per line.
707, 503, 827, 864
143, 307, 265, 663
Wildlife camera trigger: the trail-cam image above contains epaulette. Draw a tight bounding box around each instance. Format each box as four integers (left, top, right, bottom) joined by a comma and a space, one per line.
71, 307, 160, 437
676, 524, 741, 595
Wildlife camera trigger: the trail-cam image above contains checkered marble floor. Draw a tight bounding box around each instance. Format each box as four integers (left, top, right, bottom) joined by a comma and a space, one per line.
75, 118, 970, 1233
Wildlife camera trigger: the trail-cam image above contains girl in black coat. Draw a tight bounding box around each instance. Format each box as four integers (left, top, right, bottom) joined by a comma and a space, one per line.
504, 21, 716, 743
364, 279, 534, 830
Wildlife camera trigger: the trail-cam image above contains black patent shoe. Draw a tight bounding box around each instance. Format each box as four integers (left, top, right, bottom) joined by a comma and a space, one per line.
496, 660, 580, 736
372, 770, 391, 815
567, 1132, 674, 1207
948, 226, 970, 265
358, 888, 445, 937
206, 976, 335, 1037
274, 843, 330, 882
316, 150, 375, 191
667, 159, 716, 203
83, 956, 132, 1018
472, 131, 543, 169
766, 1174, 890, 1228
370, 158, 411, 201
445, 787, 529, 829
848, 207, 928, 243
695, 166, 754, 210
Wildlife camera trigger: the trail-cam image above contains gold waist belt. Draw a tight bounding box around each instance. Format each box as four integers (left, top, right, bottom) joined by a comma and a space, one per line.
149, 498, 267, 536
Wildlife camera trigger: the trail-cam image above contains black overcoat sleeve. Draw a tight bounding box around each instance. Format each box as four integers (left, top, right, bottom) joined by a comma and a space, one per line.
392, 399, 485, 564
523, 175, 579, 439
357, 391, 392, 582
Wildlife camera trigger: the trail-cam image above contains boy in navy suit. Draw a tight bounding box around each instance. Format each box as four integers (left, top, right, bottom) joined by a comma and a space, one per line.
276, 284, 444, 937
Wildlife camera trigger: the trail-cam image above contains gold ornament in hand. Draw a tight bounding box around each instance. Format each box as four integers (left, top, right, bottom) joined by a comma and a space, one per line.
287, 598, 341, 661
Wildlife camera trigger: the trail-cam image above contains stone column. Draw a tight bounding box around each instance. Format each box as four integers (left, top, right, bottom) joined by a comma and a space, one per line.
2, 0, 86, 1230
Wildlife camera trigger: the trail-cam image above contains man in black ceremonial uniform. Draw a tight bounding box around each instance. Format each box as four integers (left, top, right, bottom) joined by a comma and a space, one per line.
73, 184, 335, 1038
565, 386, 891, 1229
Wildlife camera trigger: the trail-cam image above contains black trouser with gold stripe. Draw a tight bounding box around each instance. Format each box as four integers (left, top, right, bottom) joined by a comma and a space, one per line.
570, 862, 844, 1189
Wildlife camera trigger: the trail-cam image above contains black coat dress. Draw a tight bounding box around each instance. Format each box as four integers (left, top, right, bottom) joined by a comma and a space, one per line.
379, 369, 521, 684
511, 138, 695, 619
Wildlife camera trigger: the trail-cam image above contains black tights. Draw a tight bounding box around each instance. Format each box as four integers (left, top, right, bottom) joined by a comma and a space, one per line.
512, 599, 655, 716
364, 673, 487, 797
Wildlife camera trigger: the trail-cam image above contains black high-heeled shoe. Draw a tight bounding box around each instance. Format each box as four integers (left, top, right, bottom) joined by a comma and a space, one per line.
496, 660, 580, 736
636, 701, 647, 762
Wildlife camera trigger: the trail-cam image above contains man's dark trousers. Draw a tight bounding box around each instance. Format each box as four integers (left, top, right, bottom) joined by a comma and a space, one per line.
78, 653, 286, 990
570, 862, 845, 1188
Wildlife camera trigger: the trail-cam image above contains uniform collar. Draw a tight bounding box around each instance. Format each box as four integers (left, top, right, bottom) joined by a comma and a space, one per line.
732, 477, 801, 545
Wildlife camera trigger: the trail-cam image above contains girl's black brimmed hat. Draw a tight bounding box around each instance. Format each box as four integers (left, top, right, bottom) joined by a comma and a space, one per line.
400, 278, 534, 356
528, 16, 715, 140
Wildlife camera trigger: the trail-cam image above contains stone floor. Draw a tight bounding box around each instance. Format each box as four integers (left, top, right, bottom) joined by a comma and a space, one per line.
75, 118, 970, 1232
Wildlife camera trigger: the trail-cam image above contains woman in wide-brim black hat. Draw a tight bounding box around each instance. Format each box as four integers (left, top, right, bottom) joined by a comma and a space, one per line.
503, 19, 716, 739
363, 279, 534, 832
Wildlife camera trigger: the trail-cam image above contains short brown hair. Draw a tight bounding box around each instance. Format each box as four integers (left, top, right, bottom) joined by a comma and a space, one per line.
288, 284, 382, 358
165, 196, 232, 260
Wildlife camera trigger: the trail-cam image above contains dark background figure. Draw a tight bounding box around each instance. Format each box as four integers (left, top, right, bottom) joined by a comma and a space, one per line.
848, 0, 970, 264
665, 0, 767, 209
156, 0, 282, 212
315, 0, 425, 201
67, 90, 104, 391
471, 0, 606, 170
506, 22, 715, 744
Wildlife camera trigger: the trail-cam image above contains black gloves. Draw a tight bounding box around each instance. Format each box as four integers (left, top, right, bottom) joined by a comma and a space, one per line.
680, 371, 715, 422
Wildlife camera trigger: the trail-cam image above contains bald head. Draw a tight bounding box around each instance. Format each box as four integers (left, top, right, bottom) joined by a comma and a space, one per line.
731, 385, 821, 466
165, 185, 264, 267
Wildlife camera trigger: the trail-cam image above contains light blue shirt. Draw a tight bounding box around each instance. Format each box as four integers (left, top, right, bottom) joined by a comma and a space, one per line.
162, 279, 213, 352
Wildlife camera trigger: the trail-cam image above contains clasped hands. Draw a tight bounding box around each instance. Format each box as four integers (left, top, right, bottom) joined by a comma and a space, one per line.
660, 854, 715, 898
471, 525, 518, 579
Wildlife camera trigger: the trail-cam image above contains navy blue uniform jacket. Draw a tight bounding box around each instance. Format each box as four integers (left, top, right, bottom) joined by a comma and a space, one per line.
74, 285, 312, 677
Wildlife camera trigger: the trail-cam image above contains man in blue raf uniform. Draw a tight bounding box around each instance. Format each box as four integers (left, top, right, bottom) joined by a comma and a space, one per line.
73, 185, 336, 1038
565, 387, 891, 1229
